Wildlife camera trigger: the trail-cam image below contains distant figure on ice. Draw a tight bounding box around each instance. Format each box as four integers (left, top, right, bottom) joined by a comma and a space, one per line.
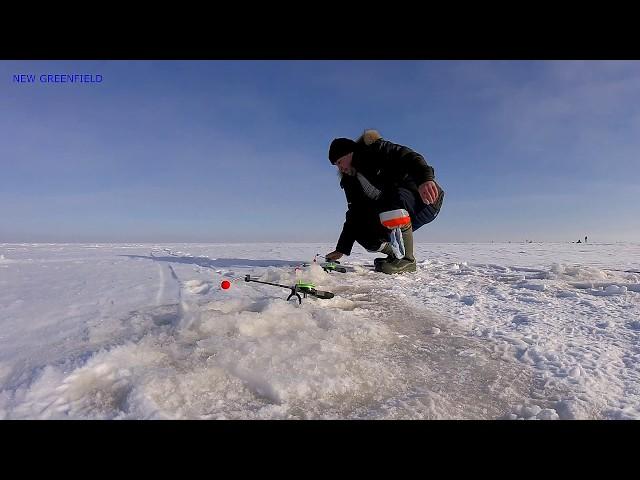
585, 236, 588, 243
576, 239, 582, 243
324, 129, 444, 274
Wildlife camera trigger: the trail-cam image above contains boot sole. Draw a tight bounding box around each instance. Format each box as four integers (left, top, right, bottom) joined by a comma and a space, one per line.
378, 264, 416, 274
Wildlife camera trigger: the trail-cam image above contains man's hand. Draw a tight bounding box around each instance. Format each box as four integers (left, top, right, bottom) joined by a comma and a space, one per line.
325, 251, 344, 262
418, 181, 439, 205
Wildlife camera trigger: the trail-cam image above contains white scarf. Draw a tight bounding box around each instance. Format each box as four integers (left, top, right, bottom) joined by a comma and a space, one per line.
356, 172, 382, 200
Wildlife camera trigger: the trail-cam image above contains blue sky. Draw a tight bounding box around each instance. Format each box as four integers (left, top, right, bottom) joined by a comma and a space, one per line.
1, 60, 639, 243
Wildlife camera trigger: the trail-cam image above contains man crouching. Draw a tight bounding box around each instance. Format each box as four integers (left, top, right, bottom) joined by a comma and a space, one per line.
325, 129, 444, 274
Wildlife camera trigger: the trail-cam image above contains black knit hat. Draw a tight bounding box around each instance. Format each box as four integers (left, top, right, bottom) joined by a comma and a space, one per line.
328, 138, 357, 164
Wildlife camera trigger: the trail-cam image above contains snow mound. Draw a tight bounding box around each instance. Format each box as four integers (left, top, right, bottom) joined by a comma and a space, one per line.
550, 263, 609, 281
505, 404, 560, 420
184, 279, 211, 295
515, 281, 547, 292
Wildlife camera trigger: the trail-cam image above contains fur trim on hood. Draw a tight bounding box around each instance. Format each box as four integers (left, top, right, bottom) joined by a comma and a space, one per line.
356, 129, 382, 146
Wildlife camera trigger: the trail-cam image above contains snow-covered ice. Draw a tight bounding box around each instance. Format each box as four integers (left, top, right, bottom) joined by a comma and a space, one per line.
0, 242, 639, 419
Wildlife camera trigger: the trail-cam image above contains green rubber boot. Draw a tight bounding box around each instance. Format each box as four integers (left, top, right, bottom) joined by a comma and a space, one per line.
374, 243, 396, 269
379, 224, 416, 274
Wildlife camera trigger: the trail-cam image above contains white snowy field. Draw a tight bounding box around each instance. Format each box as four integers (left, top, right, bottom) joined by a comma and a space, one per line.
1, 242, 639, 420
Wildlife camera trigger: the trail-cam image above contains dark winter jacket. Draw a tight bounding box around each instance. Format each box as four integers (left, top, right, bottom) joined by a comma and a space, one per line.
336, 130, 444, 255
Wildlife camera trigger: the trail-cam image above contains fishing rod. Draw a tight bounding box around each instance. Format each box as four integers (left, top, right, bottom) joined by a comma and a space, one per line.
319, 261, 347, 273
244, 275, 334, 304
298, 254, 347, 273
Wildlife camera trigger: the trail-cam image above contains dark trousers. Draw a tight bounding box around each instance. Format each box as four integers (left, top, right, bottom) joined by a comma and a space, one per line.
353, 187, 442, 252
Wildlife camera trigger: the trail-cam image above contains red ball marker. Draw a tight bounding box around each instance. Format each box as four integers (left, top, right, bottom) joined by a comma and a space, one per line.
221, 280, 231, 290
